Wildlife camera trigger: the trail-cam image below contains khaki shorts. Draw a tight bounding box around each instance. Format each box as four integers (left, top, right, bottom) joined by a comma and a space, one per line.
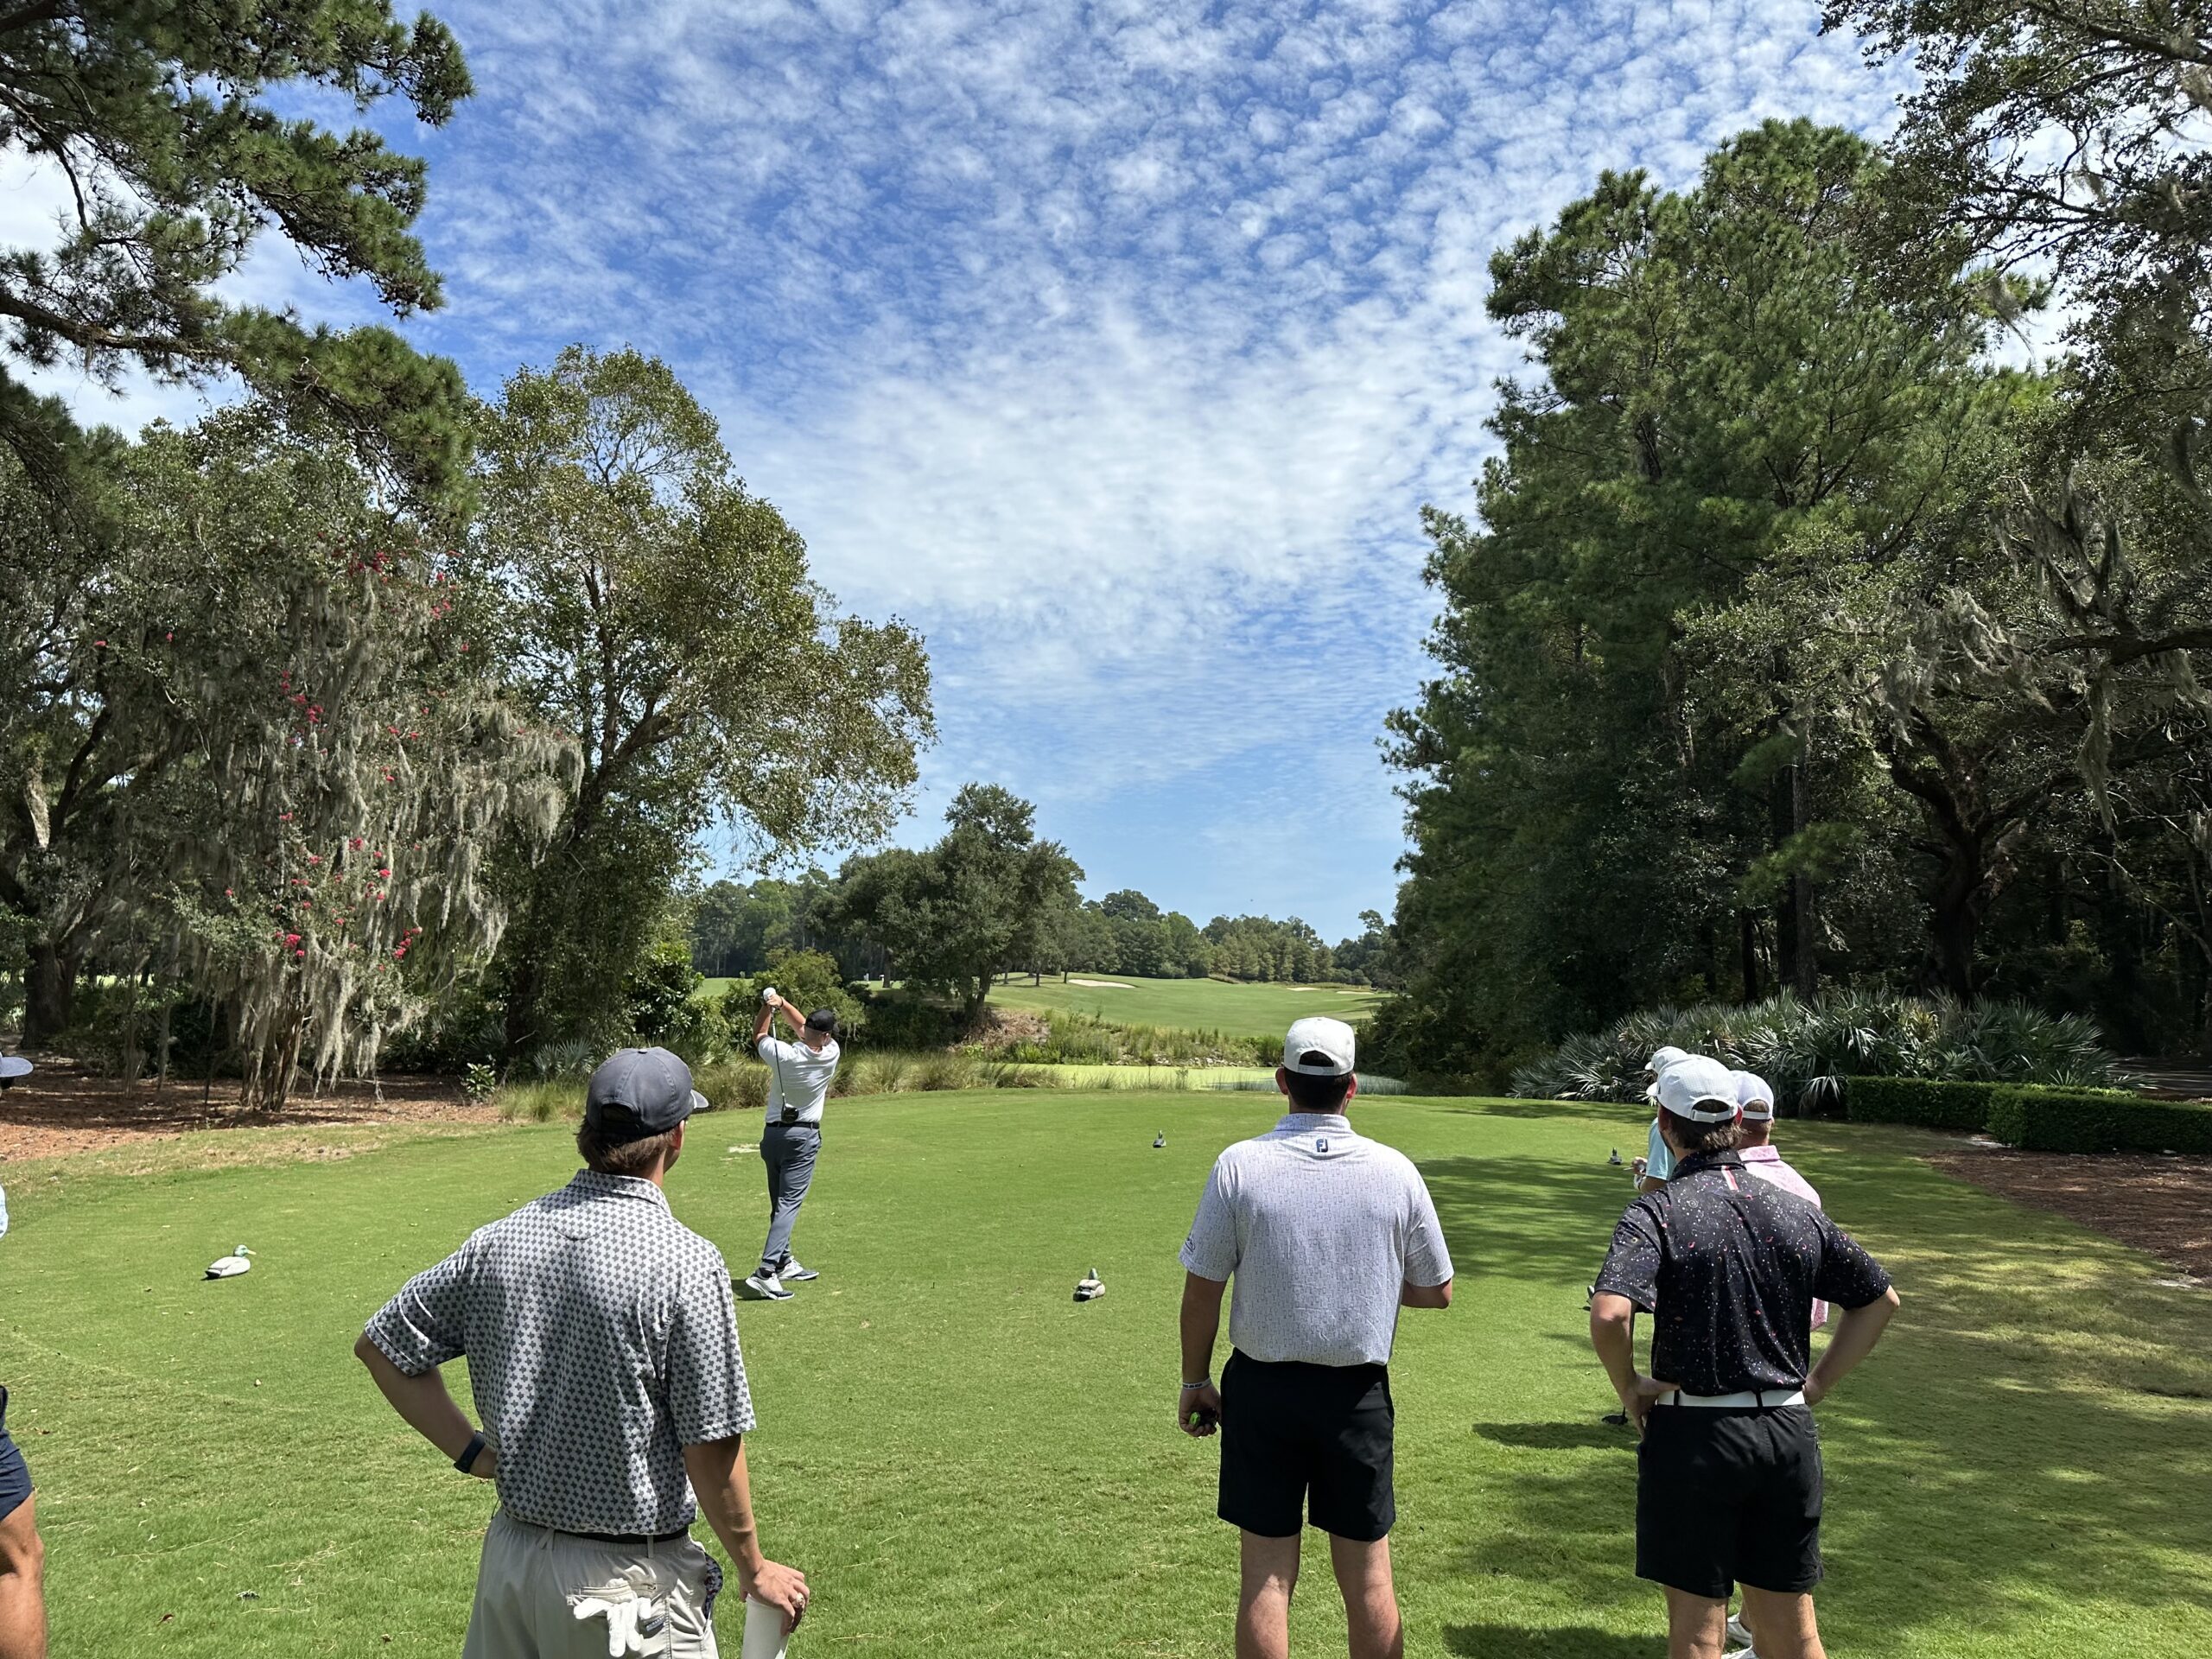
464, 1511, 724, 1658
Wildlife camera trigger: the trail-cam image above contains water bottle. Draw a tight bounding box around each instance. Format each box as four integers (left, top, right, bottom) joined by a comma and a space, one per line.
740, 1595, 791, 1659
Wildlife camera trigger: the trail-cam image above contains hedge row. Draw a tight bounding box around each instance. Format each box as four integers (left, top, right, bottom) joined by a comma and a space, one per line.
1842, 1076, 2002, 1132
1984, 1088, 2212, 1154
1841, 1074, 2212, 1153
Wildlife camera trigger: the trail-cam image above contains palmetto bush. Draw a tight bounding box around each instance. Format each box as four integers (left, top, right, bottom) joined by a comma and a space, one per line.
1510, 992, 2122, 1112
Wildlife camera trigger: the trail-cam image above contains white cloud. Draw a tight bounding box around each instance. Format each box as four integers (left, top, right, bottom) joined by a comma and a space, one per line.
0, 0, 1917, 935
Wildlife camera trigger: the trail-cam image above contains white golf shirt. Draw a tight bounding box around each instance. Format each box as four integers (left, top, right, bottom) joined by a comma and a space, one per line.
1180, 1112, 1453, 1369
759, 1035, 840, 1125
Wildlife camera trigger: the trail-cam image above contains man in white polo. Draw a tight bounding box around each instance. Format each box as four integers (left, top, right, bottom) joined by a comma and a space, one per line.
739, 991, 842, 1302
1177, 1016, 1455, 1659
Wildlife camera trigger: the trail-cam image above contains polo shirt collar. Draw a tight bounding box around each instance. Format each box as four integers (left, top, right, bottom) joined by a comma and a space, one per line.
1274, 1112, 1352, 1135
1674, 1149, 1745, 1177
1738, 1144, 1782, 1163
569, 1168, 672, 1211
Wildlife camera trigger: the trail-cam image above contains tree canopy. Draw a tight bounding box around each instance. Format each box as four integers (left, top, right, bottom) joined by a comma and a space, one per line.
0, 0, 474, 495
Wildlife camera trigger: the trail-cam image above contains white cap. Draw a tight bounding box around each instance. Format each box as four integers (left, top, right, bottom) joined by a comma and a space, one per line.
1643, 1046, 1691, 1102
1655, 1056, 1744, 1123
1283, 1016, 1356, 1077
1732, 1069, 1776, 1121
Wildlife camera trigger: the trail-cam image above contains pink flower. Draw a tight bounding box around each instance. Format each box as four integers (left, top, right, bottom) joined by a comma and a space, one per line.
307, 854, 321, 864
283, 932, 301, 946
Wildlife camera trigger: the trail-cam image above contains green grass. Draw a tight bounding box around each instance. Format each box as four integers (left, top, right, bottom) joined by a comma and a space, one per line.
2, 1096, 2208, 1656
984, 973, 1386, 1039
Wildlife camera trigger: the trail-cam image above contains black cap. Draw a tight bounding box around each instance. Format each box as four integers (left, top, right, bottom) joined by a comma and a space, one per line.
583, 1047, 707, 1144
805, 1009, 838, 1037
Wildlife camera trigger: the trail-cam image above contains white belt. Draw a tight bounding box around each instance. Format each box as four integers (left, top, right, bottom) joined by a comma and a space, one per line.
1655, 1389, 1807, 1409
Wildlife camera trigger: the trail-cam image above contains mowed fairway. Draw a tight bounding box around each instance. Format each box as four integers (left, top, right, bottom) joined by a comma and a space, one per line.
985, 974, 1386, 1039
2, 1095, 2209, 1657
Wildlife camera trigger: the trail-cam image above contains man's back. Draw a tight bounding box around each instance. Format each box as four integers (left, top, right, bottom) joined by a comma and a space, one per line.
1597, 1152, 1886, 1397
1181, 1113, 1452, 1369
364, 1170, 753, 1535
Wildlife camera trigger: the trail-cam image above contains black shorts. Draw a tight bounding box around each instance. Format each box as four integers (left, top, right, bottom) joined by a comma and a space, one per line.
0, 1389, 30, 1524
1217, 1351, 1395, 1542
1637, 1404, 1822, 1599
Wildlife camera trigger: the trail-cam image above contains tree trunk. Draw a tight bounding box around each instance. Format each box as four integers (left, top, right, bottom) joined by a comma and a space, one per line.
1772, 766, 1802, 995
1739, 911, 1762, 1002
1929, 842, 1988, 1000
1789, 757, 1817, 1000
22, 941, 80, 1046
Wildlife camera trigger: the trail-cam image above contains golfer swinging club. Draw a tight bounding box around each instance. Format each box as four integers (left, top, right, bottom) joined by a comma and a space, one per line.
1178, 1017, 1454, 1659
356, 1046, 808, 1656
740, 990, 842, 1302
1591, 1055, 1899, 1659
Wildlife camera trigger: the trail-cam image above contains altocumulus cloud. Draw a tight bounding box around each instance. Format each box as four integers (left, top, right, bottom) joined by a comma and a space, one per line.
29, 0, 1910, 937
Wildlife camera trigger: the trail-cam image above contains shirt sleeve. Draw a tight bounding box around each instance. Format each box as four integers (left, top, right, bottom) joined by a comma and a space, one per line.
1402, 1173, 1454, 1287
363, 1237, 476, 1376
755, 1036, 786, 1065
1644, 1119, 1675, 1181
1592, 1201, 1664, 1313
666, 1251, 757, 1444
1811, 1212, 1893, 1310
1178, 1159, 1238, 1281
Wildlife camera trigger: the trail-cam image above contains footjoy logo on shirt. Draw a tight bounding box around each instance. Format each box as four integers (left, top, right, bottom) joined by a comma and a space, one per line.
1315, 1138, 1329, 1153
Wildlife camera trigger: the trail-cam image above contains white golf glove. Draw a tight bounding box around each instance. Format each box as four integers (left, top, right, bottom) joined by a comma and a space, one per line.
570, 1580, 668, 1657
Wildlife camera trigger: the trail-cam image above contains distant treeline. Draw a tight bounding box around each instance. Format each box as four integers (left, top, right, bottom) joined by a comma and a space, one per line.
690, 876, 1397, 993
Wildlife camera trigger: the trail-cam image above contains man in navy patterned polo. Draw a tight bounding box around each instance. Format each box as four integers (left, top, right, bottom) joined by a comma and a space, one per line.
1591, 1054, 1900, 1659
357, 1046, 809, 1657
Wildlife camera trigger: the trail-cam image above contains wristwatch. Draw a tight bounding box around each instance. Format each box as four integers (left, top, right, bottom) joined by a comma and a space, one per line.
454, 1431, 487, 1474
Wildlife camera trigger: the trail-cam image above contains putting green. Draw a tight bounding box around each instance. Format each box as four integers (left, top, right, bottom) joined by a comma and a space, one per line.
1, 1095, 2207, 1656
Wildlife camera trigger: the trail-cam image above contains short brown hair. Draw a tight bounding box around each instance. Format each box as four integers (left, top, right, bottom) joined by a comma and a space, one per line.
1283, 1063, 1355, 1112
1664, 1113, 1745, 1160
576, 1122, 680, 1177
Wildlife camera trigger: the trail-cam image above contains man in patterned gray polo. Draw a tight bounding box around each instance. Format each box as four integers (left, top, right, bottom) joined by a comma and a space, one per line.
356, 1046, 809, 1656
1177, 1016, 1455, 1659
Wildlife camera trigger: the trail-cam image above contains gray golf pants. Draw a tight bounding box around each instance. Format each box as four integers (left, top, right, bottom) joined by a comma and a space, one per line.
758, 1122, 820, 1275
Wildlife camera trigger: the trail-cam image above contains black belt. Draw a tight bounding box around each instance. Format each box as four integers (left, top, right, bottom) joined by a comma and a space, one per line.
770, 1119, 821, 1130
567, 1524, 691, 1547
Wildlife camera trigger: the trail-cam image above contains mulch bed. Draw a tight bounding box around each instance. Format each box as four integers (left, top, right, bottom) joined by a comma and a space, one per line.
0, 1059, 497, 1162
1925, 1143, 2212, 1281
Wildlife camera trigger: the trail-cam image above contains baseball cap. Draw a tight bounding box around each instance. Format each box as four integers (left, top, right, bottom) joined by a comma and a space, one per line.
1644, 1045, 1690, 1076
1655, 1056, 1744, 1123
584, 1047, 708, 1144
1283, 1016, 1356, 1077
1732, 1069, 1776, 1121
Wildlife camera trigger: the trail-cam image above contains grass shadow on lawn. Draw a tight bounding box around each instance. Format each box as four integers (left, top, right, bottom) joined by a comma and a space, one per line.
1445, 1628, 1662, 1658
1416, 1134, 2212, 1651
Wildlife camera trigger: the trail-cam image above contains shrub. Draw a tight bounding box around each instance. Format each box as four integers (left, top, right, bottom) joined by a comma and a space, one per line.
720, 949, 868, 1046
1985, 1087, 2212, 1154
1512, 992, 2122, 1112
691, 1062, 767, 1115
911, 1052, 977, 1092
1843, 1076, 2001, 1132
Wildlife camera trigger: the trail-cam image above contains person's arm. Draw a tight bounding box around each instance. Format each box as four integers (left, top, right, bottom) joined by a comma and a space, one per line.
1589, 1294, 1675, 1433
1804, 1286, 1899, 1404
1177, 1272, 1227, 1437
1401, 1278, 1452, 1308
1636, 1176, 1668, 1195
353, 1332, 497, 1480
753, 998, 775, 1045
683, 1438, 809, 1631
1401, 1175, 1454, 1308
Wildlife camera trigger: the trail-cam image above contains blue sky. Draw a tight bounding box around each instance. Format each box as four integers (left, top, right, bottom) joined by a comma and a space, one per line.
10, 0, 1906, 941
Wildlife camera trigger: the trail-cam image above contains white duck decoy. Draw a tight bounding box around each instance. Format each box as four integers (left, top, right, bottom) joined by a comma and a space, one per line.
1073, 1267, 1105, 1303
206, 1244, 255, 1280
